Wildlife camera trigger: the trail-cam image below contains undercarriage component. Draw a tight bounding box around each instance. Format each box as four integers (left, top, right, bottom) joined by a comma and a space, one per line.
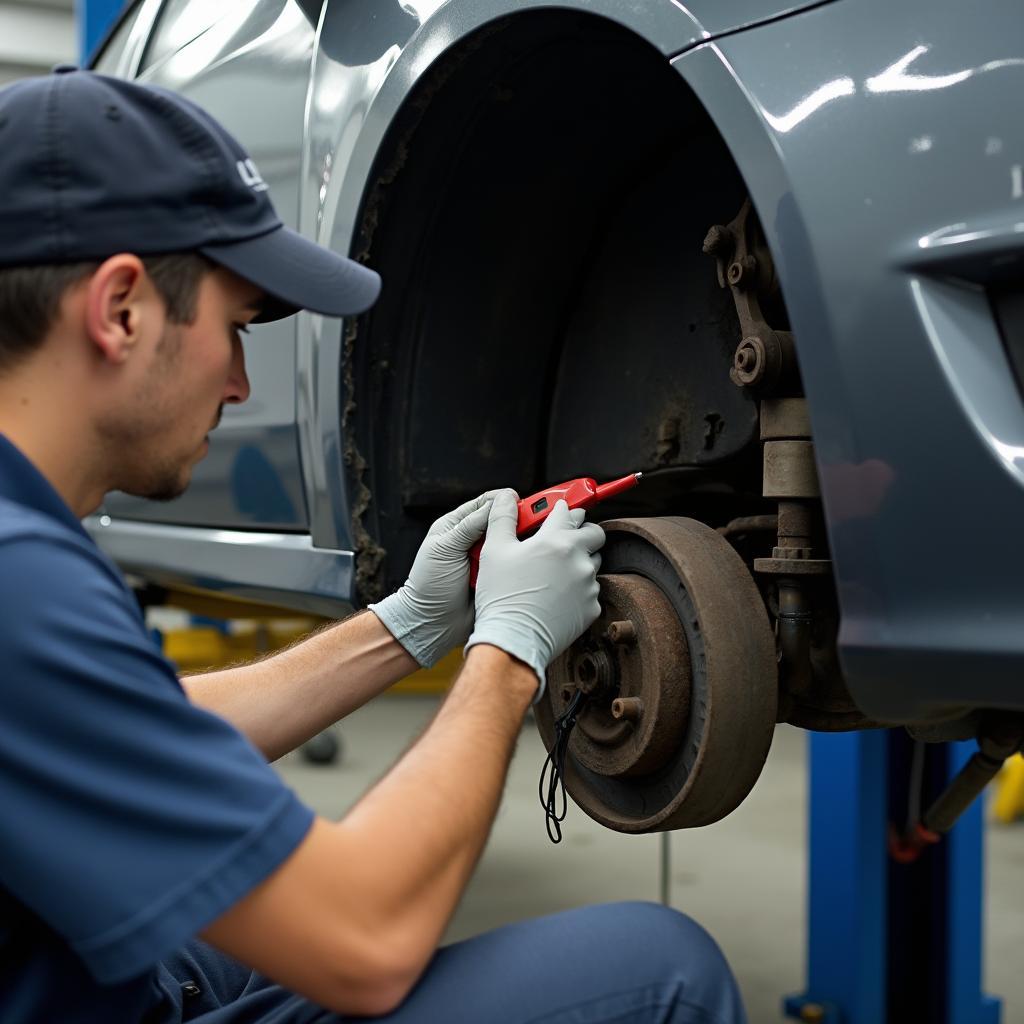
923, 727, 1022, 833
890, 716, 1024, 862
753, 398, 870, 726
707, 198, 882, 732
535, 517, 777, 833
704, 199, 799, 396
754, 400, 830, 578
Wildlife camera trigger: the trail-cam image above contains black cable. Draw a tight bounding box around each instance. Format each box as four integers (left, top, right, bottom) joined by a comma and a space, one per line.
538, 689, 589, 844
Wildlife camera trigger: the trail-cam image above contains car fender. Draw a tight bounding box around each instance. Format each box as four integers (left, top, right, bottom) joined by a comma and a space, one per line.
671, 0, 1024, 718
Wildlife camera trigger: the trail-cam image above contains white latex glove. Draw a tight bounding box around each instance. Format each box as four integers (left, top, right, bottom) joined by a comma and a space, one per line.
369, 491, 498, 667
465, 488, 605, 699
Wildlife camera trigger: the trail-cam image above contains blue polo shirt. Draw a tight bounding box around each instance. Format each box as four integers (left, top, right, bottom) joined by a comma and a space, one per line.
0, 434, 315, 1023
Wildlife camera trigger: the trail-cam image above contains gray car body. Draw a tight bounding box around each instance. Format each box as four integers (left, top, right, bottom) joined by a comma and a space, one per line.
88, 0, 1024, 724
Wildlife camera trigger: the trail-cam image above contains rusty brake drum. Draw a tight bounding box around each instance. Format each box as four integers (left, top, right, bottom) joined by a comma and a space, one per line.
535, 517, 778, 832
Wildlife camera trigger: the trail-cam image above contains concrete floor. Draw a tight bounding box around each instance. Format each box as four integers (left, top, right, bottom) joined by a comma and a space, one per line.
278, 694, 1024, 1023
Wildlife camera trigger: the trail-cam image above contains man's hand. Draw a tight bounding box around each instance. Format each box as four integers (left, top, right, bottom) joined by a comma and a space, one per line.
465, 488, 605, 697
368, 492, 497, 667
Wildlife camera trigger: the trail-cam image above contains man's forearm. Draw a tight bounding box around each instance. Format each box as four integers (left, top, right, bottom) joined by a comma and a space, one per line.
182, 610, 419, 760
338, 644, 536, 950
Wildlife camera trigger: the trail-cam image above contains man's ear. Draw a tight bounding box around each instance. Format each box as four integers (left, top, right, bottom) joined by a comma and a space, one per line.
84, 254, 153, 364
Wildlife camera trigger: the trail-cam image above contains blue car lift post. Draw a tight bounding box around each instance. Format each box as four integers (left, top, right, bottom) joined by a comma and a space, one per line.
785, 730, 1001, 1024
78, 0, 127, 66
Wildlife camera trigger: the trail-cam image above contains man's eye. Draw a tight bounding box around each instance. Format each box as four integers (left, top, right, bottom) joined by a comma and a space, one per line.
233, 323, 251, 335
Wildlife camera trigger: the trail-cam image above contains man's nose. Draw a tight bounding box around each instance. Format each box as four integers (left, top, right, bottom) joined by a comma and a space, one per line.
224, 335, 251, 404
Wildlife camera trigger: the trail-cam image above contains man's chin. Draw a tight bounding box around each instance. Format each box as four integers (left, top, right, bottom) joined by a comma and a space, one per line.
125, 467, 192, 504
137, 480, 190, 503
144, 484, 189, 503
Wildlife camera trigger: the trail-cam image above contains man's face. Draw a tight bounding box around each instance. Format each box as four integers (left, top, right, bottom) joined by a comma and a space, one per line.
99, 266, 258, 502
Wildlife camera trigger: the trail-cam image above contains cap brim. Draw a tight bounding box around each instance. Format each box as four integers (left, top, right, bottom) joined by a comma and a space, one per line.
200, 225, 381, 323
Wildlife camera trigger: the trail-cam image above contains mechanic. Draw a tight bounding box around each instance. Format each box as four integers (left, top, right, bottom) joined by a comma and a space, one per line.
0, 68, 745, 1024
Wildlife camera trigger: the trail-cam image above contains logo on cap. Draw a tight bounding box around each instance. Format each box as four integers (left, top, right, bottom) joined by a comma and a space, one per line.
236, 158, 269, 193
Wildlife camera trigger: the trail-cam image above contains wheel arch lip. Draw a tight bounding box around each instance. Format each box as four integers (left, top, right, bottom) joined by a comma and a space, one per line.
669, 39, 856, 527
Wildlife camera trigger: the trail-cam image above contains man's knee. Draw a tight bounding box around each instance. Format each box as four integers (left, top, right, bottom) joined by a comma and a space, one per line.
591, 902, 729, 970
581, 902, 745, 1020
370, 902, 744, 1024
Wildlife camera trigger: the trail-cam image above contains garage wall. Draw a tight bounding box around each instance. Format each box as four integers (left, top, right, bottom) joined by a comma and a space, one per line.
0, 0, 76, 85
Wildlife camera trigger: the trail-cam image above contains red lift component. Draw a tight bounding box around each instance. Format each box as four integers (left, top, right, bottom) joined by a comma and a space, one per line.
468, 473, 642, 587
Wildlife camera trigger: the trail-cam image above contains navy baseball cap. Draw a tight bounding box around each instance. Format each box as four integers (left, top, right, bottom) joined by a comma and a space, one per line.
0, 66, 380, 322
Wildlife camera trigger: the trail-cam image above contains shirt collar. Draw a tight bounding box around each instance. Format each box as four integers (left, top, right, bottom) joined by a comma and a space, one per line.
0, 433, 91, 539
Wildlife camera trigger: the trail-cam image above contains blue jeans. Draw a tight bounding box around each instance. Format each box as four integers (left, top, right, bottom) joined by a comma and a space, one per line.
156, 902, 746, 1023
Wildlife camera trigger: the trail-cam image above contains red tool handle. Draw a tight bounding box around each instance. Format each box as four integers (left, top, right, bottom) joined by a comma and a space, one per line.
468, 472, 642, 587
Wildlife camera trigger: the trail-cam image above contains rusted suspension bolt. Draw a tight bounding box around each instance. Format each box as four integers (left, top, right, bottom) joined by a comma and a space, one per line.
702, 224, 732, 256
773, 545, 813, 560
727, 254, 757, 288
611, 696, 644, 722
733, 337, 766, 386
605, 619, 637, 645
735, 346, 757, 372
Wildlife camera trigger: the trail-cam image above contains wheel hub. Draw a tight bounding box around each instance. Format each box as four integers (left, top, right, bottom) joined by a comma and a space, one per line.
551, 574, 691, 779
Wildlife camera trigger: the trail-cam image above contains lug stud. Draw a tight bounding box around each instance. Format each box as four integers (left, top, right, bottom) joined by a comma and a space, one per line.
606, 619, 636, 645
611, 696, 644, 722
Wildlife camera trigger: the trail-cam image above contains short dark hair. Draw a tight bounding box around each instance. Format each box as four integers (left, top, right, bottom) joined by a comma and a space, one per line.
0, 252, 213, 373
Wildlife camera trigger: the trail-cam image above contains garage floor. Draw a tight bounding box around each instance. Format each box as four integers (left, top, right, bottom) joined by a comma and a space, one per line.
278, 695, 1024, 1023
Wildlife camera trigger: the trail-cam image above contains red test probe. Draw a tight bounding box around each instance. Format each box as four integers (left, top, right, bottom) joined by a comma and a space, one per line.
468, 472, 643, 587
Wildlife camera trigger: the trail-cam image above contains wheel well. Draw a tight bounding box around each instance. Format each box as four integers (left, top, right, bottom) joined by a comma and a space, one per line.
349, 10, 762, 597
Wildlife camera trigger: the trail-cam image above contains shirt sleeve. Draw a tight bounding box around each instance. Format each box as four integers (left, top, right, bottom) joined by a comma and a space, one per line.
0, 532, 315, 984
